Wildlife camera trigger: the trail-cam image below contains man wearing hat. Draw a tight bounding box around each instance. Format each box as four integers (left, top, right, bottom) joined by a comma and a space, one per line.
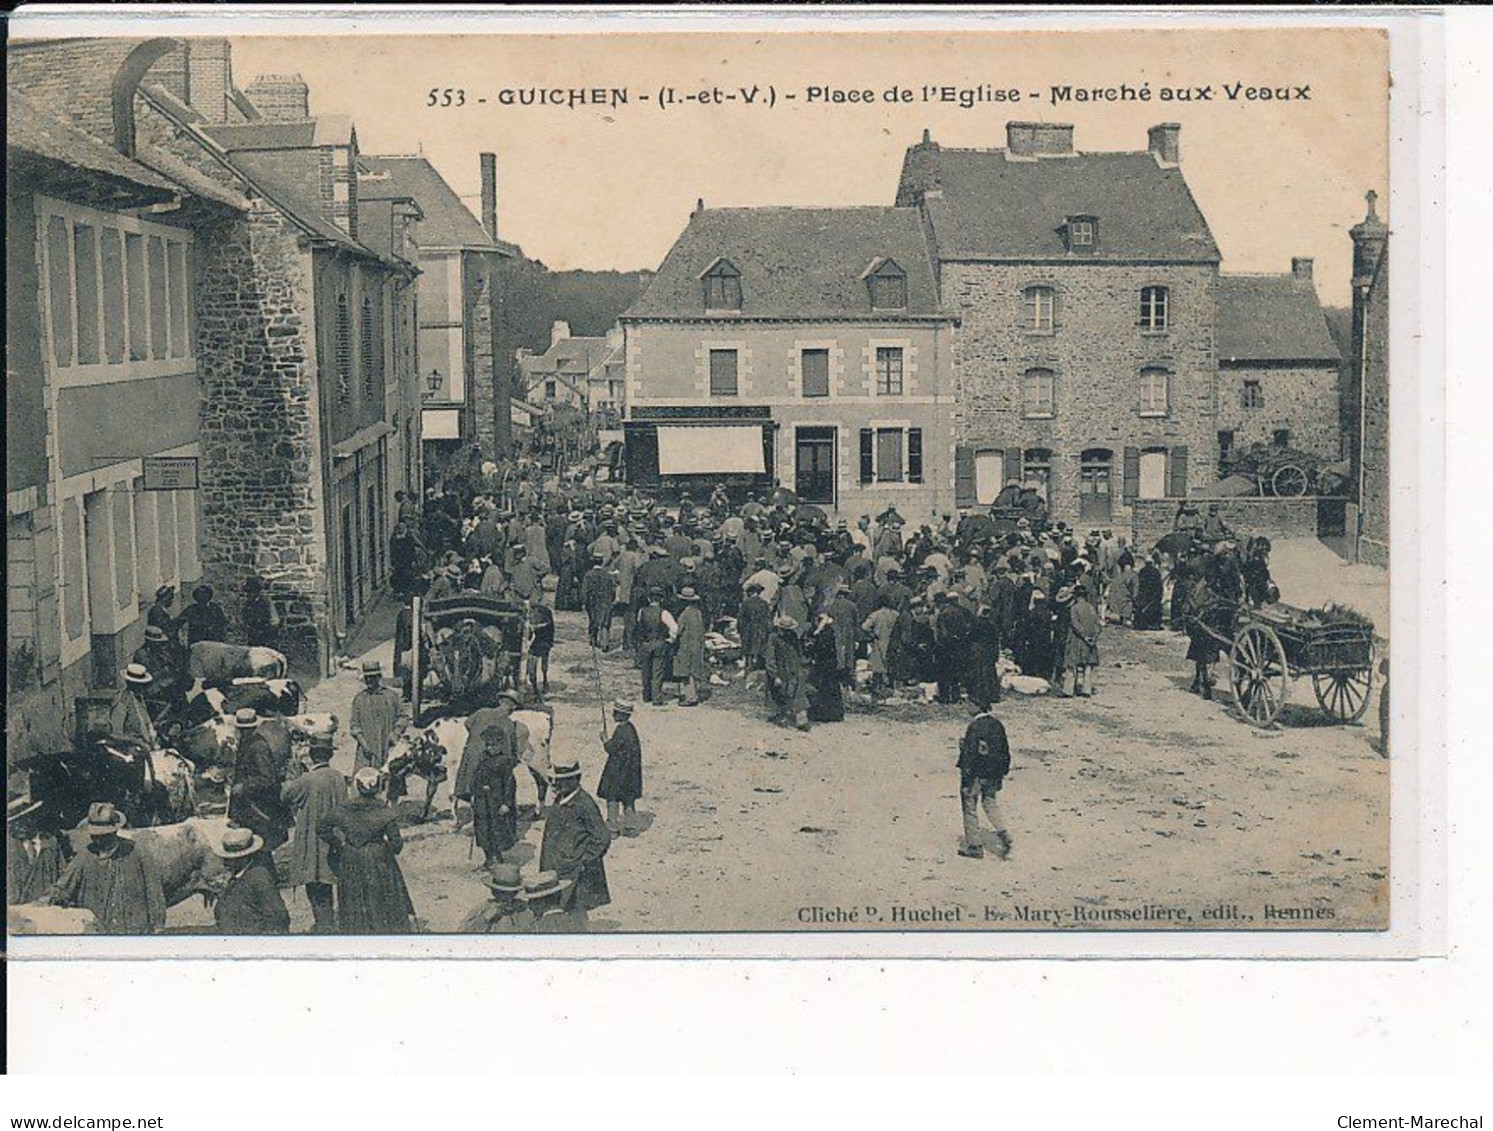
458, 863, 531, 933
471, 723, 520, 870
147, 584, 181, 646
280, 738, 347, 932
8, 797, 62, 905
46, 802, 166, 933
109, 664, 159, 749
673, 587, 707, 707
132, 625, 186, 720
351, 660, 406, 773
180, 583, 230, 646
765, 614, 811, 730
517, 870, 580, 933
597, 699, 643, 836
956, 698, 1013, 861
228, 708, 292, 856
213, 827, 290, 934
538, 758, 611, 927
580, 551, 619, 651
634, 588, 678, 706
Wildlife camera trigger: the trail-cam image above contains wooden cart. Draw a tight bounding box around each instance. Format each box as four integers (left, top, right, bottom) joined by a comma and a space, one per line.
1220, 603, 1377, 727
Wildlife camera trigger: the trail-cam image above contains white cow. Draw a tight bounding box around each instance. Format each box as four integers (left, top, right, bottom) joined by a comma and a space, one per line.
418, 708, 554, 816
7, 905, 99, 935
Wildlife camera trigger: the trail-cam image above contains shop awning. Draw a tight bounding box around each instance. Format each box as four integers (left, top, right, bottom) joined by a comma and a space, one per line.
332, 421, 395, 460
656, 424, 765, 475
422, 408, 462, 441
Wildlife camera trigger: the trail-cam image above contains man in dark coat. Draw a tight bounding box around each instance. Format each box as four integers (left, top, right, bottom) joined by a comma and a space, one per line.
228, 709, 291, 858
635, 589, 678, 705
1135, 556, 1166, 630
240, 576, 281, 649
580, 554, 618, 650
280, 738, 347, 932
539, 759, 612, 924
969, 600, 1003, 708
213, 827, 290, 935
471, 724, 519, 869
765, 615, 810, 731
737, 582, 772, 676
933, 591, 976, 704
956, 699, 1013, 860
597, 699, 643, 836
179, 585, 230, 646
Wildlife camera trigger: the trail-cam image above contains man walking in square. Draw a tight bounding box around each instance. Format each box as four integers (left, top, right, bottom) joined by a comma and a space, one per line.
351, 660, 406, 772
956, 697, 1013, 861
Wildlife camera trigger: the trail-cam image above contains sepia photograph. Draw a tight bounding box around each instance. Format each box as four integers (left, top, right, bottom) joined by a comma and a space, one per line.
4, 16, 1407, 947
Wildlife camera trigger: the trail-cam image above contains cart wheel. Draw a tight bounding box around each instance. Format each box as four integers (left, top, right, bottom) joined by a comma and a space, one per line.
1271, 464, 1309, 497
1312, 665, 1374, 724
1230, 624, 1289, 727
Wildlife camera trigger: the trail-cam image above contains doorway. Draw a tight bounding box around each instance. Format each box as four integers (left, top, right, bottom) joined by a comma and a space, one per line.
1079, 449, 1114, 524
795, 427, 836, 505
341, 502, 357, 628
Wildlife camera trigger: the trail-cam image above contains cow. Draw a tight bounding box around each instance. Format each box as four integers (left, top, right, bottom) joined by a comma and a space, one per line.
420, 707, 554, 826
187, 642, 288, 684
7, 905, 99, 936
63, 816, 230, 910
17, 741, 180, 833
172, 711, 336, 782
213, 677, 303, 719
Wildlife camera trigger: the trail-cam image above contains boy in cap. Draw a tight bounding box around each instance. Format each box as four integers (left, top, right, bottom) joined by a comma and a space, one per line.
956, 698, 1013, 861
597, 699, 643, 836
471, 723, 520, 869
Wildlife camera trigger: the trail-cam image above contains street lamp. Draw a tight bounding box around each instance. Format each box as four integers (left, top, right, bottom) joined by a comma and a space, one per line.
423, 368, 443, 399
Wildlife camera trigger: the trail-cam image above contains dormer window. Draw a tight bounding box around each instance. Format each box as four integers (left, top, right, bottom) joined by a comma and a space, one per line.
1066, 216, 1097, 252
701, 259, 742, 311
865, 258, 908, 310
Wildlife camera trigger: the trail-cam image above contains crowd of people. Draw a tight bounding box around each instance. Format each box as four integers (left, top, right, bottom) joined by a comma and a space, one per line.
13, 446, 1287, 930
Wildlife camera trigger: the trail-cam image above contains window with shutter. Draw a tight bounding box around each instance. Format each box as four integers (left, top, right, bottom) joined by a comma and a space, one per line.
361, 296, 377, 398
875, 429, 904, 483
1022, 368, 1056, 418
73, 224, 100, 365
907, 428, 923, 483
1168, 446, 1190, 498
1123, 447, 1141, 502
335, 294, 352, 404
859, 429, 874, 484
709, 349, 739, 396
955, 445, 976, 507
1139, 366, 1170, 416
801, 349, 830, 398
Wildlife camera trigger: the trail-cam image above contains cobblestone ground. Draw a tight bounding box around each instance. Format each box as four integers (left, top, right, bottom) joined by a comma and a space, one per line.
168, 588, 1389, 936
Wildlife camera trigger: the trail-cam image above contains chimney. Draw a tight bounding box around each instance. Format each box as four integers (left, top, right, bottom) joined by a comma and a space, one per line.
244, 74, 310, 121
1291, 257, 1314, 282
183, 39, 234, 123
695, 197, 705, 215
551, 321, 571, 349
479, 152, 498, 239
1148, 122, 1181, 166
1006, 121, 1074, 159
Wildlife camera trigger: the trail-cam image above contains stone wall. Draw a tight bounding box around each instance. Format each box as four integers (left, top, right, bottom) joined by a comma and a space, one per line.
1130, 497, 1319, 549
945, 261, 1220, 527
192, 199, 330, 674
1357, 255, 1390, 568
469, 258, 498, 460
1216, 362, 1342, 462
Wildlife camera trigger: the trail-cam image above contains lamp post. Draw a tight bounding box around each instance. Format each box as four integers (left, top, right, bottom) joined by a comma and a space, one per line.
423, 368, 443, 400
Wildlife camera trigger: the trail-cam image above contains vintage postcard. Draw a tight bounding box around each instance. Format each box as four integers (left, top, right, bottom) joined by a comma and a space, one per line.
4, 10, 1427, 955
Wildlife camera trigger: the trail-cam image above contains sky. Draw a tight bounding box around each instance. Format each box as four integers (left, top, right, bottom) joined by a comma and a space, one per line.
227, 27, 1388, 306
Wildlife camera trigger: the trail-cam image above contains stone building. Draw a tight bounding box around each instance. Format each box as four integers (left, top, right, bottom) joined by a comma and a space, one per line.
1350, 193, 1390, 567
895, 121, 1342, 527
621, 205, 957, 514
1215, 260, 1343, 467
517, 321, 609, 410
7, 37, 423, 688
360, 152, 517, 483
5, 58, 243, 761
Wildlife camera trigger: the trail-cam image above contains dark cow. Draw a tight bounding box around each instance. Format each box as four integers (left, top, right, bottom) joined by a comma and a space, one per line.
15, 741, 185, 834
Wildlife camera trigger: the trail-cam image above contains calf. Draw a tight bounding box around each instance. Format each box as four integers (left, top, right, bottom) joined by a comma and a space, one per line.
187, 642, 288, 684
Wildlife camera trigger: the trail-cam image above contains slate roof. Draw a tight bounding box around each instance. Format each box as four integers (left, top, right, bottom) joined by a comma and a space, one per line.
201, 116, 353, 152
8, 87, 182, 197
624, 206, 947, 320
914, 147, 1220, 262
225, 149, 370, 253
359, 155, 514, 254
1216, 275, 1341, 365
520, 336, 611, 382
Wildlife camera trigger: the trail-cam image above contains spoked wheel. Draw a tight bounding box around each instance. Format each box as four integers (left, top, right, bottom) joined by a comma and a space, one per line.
1230, 624, 1289, 727
1312, 665, 1374, 723
1271, 464, 1309, 497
